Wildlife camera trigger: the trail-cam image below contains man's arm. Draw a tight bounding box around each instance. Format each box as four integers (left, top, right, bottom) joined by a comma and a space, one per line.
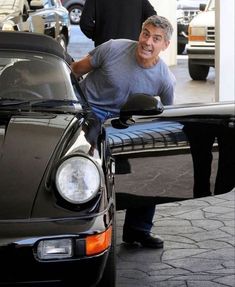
80, 0, 96, 40
71, 55, 93, 78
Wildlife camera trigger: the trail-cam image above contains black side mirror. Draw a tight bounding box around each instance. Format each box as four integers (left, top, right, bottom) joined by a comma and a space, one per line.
111, 93, 164, 129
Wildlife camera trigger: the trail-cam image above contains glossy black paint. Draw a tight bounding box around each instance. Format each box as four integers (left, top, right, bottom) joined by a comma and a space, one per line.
0, 31, 115, 286
106, 101, 235, 210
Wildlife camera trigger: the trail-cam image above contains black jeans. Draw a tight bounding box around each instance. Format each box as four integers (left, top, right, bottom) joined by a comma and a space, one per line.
183, 123, 235, 198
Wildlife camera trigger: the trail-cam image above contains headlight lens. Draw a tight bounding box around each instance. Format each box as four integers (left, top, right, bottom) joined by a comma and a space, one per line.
56, 156, 101, 204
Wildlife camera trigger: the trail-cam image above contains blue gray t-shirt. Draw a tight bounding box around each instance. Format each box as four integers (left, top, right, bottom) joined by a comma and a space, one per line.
80, 39, 176, 114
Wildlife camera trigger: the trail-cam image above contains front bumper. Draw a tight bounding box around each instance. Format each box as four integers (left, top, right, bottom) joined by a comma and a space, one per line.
0, 214, 112, 286
187, 45, 215, 66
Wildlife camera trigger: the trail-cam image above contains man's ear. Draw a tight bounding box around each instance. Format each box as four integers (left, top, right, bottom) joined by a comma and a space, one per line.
162, 40, 170, 51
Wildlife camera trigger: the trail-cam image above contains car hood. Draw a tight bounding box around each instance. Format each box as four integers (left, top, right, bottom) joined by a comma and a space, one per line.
0, 112, 75, 220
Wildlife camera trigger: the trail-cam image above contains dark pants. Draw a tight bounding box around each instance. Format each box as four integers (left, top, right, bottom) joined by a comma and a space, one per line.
94, 107, 157, 235
123, 205, 156, 233
183, 123, 235, 198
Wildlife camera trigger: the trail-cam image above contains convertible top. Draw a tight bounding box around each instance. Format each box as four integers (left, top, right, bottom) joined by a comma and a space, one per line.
0, 31, 73, 63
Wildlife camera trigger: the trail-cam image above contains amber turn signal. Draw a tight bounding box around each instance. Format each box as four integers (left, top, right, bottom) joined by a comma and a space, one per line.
86, 226, 112, 256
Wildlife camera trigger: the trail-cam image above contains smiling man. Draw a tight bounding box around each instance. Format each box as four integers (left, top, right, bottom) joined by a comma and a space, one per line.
71, 15, 175, 248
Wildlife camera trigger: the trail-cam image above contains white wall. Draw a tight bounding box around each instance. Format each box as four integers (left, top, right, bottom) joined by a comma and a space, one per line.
149, 0, 177, 66
215, 0, 235, 102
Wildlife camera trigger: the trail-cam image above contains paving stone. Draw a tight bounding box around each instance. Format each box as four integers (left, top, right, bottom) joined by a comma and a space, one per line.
171, 274, 221, 281
187, 281, 226, 287
160, 234, 198, 244
186, 229, 232, 242
213, 274, 235, 286
191, 219, 224, 230
197, 239, 233, 249
202, 205, 234, 214
164, 241, 198, 249
154, 218, 192, 227
192, 248, 235, 261
165, 257, 225, 272
152, 226, 204, 235
150, 282, 188, 287
162, 248, 210, 260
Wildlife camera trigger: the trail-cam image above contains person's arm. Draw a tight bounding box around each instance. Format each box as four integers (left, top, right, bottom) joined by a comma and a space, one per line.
70, 55, 93, 78
142, 0, 157, 20
79, 0, 96, 40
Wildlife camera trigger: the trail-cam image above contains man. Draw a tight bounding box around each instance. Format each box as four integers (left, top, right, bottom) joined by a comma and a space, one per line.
71, 15, 175, 248
80, 0, 156, 47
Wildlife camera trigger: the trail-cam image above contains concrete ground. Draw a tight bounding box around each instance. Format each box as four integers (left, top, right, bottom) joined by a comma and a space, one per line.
68, 25, 235, 287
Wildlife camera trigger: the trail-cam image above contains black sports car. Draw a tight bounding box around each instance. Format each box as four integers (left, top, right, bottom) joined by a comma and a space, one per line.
0, 31, 118, 286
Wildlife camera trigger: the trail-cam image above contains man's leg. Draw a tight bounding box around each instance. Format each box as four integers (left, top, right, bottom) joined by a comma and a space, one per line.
183, 124, 215, 198
122, 205, 164, 248
214, 127, 235, 194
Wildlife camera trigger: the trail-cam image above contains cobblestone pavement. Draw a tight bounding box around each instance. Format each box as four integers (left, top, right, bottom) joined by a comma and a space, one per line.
68, 25, 234, 287
116, 190, 235, 287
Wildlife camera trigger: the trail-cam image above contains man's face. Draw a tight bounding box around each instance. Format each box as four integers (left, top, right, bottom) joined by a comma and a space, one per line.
136, 24, 170, 64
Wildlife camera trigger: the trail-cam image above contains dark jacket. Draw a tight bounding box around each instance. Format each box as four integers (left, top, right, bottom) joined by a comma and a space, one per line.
80, 0, 157, 46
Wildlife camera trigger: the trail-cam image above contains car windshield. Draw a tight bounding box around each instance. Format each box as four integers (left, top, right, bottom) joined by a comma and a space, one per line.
0, 51, 81, 106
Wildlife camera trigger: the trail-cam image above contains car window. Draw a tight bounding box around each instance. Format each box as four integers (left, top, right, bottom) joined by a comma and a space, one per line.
0, 51, 78, 102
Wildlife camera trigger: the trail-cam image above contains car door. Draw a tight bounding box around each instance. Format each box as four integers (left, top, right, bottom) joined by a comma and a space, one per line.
106, 98, 235, 211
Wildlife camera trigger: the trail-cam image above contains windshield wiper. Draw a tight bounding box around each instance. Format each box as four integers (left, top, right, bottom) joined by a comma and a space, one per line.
30, 99, 80, 107
0, 98, 30, 108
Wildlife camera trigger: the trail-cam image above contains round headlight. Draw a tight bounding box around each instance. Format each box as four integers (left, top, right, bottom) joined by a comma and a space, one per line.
55, 156, 101, 204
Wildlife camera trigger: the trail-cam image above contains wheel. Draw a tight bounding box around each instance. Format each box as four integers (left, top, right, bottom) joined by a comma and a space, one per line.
57, 33, 67, 50
96, 210, 116, 287
177, 43, 186, 55
68, 4, 83, 25
0, 88, 43, 99
188, 59, 210, 81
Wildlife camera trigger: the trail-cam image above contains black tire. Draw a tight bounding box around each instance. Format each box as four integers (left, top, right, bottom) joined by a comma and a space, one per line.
97, 211, 116, 287
188, 59, 210, 81
68, 4, 83, 25
177, 43, 186, 55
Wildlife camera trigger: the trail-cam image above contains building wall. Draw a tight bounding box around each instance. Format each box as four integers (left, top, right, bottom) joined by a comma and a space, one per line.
215, 0, 234, 101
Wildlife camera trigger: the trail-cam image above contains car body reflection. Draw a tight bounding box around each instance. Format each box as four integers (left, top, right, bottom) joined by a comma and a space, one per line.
106, 101, 235, 210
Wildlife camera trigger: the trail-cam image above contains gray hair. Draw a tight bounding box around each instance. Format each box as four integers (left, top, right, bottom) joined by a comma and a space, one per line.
142, 15, 173, 42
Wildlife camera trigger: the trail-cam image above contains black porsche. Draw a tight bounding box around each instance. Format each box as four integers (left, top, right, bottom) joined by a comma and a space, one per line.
0, 31, 117, 286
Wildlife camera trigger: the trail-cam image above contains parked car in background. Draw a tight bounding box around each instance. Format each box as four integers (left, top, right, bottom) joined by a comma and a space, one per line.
0, 31, 116, 287
177, 0, 208, 54
187, 0, 215, 80
61, 0, 86, 24
0, 0, 70, 49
